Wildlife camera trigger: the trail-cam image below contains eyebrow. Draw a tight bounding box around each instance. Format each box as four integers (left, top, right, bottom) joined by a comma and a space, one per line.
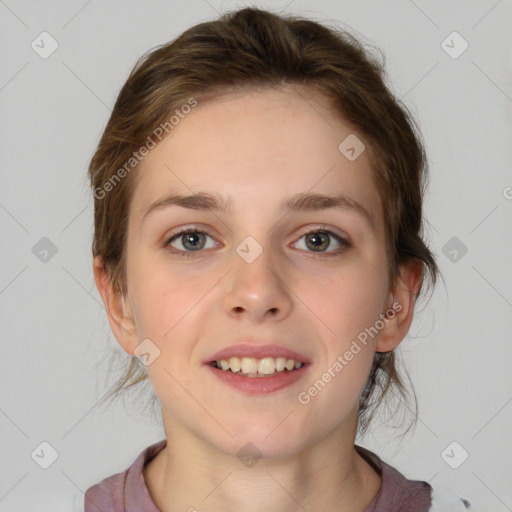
142, 191, 374, 229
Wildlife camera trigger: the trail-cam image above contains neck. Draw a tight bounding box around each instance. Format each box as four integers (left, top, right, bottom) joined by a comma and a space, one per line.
144, 410, 382, 512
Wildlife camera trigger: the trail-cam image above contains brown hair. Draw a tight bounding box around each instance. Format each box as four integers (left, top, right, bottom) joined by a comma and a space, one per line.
89, 6, 440, 437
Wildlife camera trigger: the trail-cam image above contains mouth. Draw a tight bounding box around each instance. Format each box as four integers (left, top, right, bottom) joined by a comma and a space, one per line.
206, 356, 310, 378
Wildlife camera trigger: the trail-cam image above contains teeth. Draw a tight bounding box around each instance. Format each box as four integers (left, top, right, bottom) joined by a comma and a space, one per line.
275, 357, 286, 371
214, 356, 304, 375
258, 357, 275, 375
241, 357, 258, 374
229, 357, 241, 372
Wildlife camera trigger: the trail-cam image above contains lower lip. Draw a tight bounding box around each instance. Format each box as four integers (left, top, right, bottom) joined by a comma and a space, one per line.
204, 363, 310, 394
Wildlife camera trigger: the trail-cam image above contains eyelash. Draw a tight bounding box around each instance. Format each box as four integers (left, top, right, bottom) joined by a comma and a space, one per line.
163, 226, 350, 259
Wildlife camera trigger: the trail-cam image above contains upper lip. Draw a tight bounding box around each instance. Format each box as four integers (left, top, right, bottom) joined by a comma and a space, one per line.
204, 343, 311, 364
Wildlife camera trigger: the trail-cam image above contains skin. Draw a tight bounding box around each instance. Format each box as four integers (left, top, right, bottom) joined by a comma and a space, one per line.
94, 85, 422, 512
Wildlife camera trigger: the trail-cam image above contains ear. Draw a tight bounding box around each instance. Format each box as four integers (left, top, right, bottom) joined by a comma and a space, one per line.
93, 256, 139, 356
375, 260, 423, 353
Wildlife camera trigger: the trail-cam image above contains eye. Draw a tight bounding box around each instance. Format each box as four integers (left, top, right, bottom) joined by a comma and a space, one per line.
163, 226, 350, 259
292, 227, 350, 257
165, 228, 218, 258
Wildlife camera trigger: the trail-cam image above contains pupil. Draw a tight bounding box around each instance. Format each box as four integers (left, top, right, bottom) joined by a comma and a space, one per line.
307, 232, 328, 251
184, 232, 204, 250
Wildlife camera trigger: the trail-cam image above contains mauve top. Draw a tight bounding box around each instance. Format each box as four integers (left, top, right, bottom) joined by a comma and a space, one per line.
84, 439, 432, 511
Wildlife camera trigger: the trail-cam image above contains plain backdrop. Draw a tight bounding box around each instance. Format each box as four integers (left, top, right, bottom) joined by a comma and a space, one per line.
1, 1, 511, 510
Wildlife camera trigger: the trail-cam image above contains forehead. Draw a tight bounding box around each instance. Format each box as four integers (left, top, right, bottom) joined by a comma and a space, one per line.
130, 86, 382, 222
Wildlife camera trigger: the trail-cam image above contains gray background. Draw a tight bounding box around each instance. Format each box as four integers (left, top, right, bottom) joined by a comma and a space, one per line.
1, 0, 511, 510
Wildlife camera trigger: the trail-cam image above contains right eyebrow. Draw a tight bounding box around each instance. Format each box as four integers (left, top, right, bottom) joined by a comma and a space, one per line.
142, 192, 231, 222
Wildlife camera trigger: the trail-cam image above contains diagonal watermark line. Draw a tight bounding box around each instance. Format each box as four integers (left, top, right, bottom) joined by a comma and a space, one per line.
427, 471, 439, 483
281, 0, 295, 13
0, 0, 29, 28
60, 265, 105, 309
61, 205, 88, 233
471, 395, 512, 439
163, 267, 234, 337
265, 470, 309, 512
61, 389, 113, 439
407, 0, 439, 28
266, 164, 336, 235
62, 470, 106, 512
60, 470, 98, 511
472, 60, 512, 104
471, 265, 512, 308
471, 471, 512, 510
402, 62, 439, 98
61, 60, 111, 110
471, 0, 503, 29
0, 265, 28, 296
265, 409, 295, 438
0, 407, 29, 438
61, 470, 85, 494
387, 385, 440, 439
61, 0, 93, 29
0, 61, 29, 93
163, 163, 232, 234
0, 203, 29, 232
469, 204, 499, 233
201, 0, 220, 15
164, 367, 234, 438
264, 265, 336, 336
291, 84, 337, 132
0, 472, 29, 502
201, 471, 234, 502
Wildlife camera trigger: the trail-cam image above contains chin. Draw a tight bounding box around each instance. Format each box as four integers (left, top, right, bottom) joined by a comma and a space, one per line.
218, 425, 307, 460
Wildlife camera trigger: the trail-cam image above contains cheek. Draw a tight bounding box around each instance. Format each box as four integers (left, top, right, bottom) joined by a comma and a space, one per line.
294, 261, 385, 407
303, 259, 388, 342
127, 247, 197, 332
129, 270, 199, 395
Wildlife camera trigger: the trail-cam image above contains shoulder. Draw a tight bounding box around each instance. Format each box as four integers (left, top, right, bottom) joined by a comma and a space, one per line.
84, 470, 127, 512
83, 439, 167, 512
355, 445, 432, 512
356, 446, 481, 511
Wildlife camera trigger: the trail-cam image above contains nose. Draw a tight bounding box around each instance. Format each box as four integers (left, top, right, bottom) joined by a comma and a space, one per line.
222, 241, 294, 323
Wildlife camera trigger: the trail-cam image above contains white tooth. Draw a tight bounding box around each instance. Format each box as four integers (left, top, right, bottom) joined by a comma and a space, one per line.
229, 357, 241, 373
275, 357, 287, 372
241, 357, 258, 374
285, 359, 295, 371
218, 356, 302, 375
258, 357, 276, 375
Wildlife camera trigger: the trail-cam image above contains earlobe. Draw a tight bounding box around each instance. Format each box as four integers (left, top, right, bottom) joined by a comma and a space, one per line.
375, 260, 423, 353
93, 256, 138, 355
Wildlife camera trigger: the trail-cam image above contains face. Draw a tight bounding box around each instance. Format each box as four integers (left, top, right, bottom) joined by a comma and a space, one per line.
118, 86, 394, 458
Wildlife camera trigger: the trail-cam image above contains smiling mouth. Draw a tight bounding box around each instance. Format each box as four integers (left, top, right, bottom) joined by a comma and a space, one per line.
207, 356, 307, 377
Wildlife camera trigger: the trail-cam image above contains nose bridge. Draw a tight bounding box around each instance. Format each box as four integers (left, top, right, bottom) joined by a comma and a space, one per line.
232, 233, 277, 289
223, 231, 292, 319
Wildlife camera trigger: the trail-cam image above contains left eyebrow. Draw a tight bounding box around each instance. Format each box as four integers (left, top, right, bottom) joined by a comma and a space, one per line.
142, 191, 374, 229
285, 192, 374, 229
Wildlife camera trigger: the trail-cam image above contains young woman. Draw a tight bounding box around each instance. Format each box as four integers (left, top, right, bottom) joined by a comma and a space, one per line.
85, 7, 439, 511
